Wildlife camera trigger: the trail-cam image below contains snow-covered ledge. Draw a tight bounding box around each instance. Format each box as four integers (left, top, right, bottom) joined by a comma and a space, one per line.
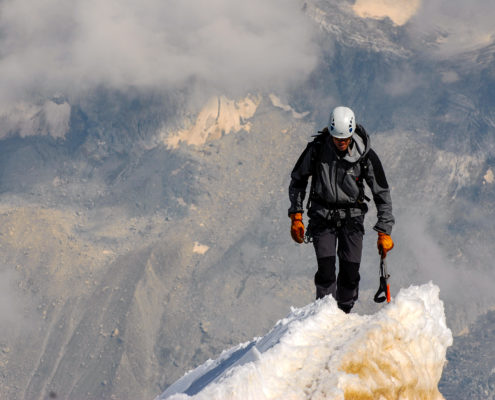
157, 283, 453, 400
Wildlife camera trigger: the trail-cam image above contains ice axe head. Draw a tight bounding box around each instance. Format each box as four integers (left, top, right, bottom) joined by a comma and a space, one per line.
374, 276, 390, 303
373, 256, 391, 303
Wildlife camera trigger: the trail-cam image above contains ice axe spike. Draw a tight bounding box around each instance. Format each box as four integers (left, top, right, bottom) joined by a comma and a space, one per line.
374, 255, 391, 303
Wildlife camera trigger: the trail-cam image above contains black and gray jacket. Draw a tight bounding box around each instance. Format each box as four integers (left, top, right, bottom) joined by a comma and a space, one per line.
288, 124, 395, 234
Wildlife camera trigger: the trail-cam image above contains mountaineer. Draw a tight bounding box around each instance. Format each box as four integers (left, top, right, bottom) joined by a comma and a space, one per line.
288, 106, 395, 313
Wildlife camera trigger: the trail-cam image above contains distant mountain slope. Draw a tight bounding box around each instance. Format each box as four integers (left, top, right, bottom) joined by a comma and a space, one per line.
439, 309, 495, 399
0, 1, 494, 399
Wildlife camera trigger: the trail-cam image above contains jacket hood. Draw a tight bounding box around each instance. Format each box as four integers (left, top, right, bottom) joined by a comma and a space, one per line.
344, 124, 369, 163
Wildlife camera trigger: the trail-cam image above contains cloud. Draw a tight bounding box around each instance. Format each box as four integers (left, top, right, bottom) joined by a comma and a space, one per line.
0, 0, 318, 108
383, 67, 423, 96
350, 0, 494, 56
392, 210, 495, 333
407, 0, 495, 56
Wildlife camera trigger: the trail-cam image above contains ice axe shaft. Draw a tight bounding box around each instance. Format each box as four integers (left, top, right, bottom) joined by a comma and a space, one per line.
374, 256, 391, 303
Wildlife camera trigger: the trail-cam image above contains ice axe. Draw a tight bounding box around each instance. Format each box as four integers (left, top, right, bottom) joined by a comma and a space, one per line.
373, 254, 391, 303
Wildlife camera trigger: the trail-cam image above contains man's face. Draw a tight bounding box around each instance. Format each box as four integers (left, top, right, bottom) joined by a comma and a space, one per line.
332, 136, 352, 152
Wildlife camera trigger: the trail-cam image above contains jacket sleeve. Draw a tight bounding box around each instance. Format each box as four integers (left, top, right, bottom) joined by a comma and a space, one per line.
364, 149, 395, 234
288, 142, 315, 215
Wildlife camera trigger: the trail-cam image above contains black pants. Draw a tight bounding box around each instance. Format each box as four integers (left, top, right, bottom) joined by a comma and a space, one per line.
311, 215, 364, 311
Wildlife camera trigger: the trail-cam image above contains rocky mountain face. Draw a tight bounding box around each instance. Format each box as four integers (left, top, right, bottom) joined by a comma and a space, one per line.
0, 1, 494, 399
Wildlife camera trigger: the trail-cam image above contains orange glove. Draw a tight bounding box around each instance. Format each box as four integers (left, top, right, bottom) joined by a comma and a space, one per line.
290, 213, 305, 244
377, 232, 394, 258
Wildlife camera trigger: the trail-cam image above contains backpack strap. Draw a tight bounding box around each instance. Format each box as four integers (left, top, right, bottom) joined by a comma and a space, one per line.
311, 128, 329, 166
356, 153, 371, 203
306, 128, 329, 211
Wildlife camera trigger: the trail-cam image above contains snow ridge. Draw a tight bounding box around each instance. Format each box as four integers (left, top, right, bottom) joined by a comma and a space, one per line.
157, 283, 453, 400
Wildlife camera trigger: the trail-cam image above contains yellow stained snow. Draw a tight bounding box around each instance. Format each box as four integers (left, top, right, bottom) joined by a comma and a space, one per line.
340, 328, 446, 400
166, 95, 261, 149
352, 0, 421, 26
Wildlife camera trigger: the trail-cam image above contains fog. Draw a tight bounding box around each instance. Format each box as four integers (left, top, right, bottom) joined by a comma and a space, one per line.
1, 0, 493, 137
408, 0, 495, 56
0, 0, 318, 108
1, 0, 493, 107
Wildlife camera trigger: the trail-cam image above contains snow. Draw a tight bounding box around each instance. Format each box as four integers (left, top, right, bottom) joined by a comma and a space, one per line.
165, 95, 260, 149
193, 242, 209, 255
0, 100, 71, 139
483, 168, 494, 184
42, 100, 71, 139
269, 94, 309, 119
156, 283, 452, 400
352, 0, 421, 26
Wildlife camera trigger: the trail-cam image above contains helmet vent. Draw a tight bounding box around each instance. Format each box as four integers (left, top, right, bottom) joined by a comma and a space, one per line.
328, 106, 355, 138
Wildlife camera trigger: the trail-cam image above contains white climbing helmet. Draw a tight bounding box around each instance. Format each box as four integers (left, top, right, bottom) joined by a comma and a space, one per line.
328, 106, 356, 139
